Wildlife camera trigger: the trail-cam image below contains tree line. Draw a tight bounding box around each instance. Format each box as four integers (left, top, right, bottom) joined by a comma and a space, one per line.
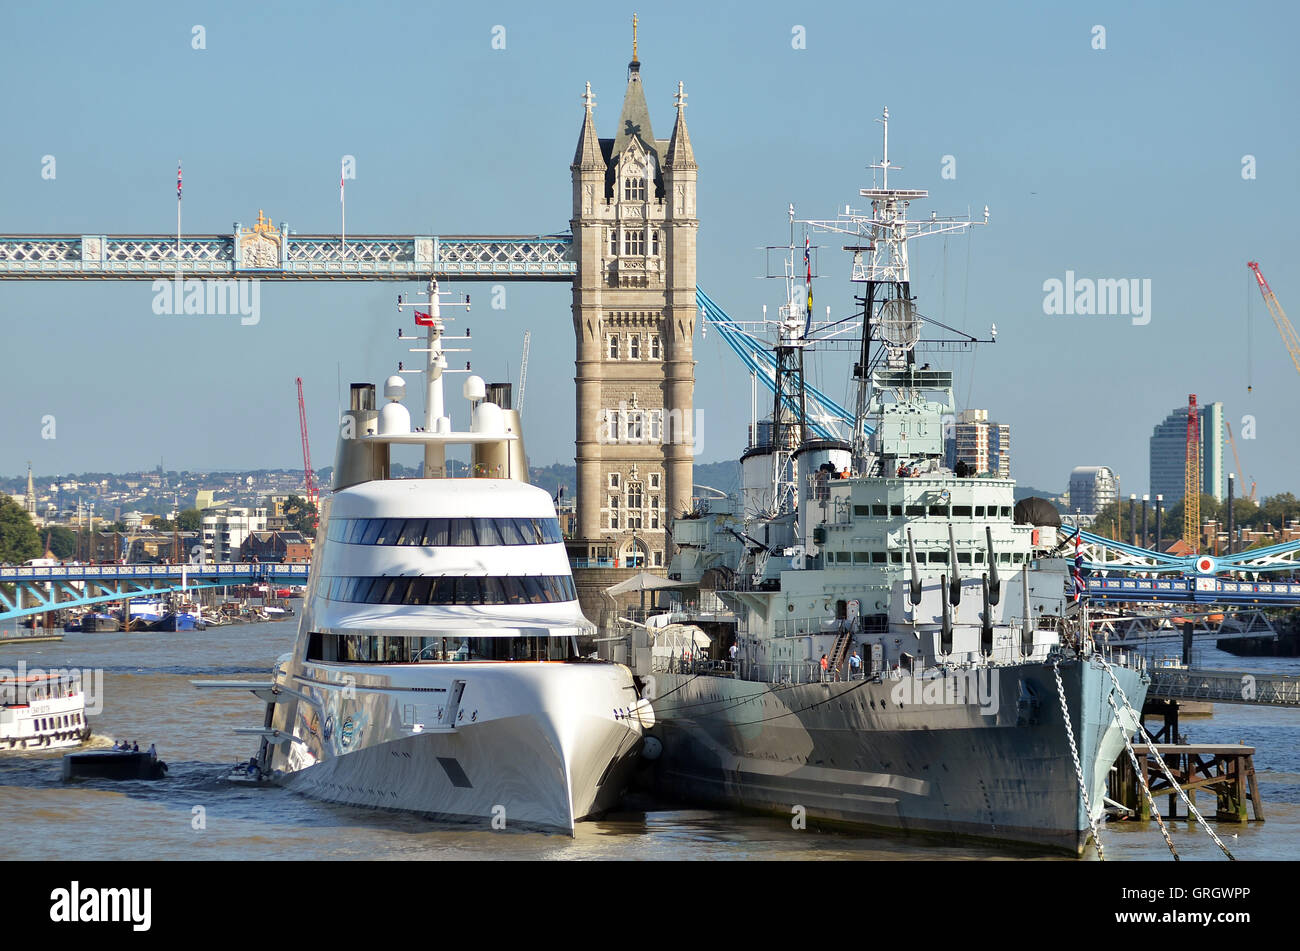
1086, 492, 1300, 548
0, 494, 317, 564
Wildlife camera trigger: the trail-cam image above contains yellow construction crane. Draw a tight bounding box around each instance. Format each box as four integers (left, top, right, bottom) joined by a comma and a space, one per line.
1224, 420, 1257, 503
1248, 261, 1300, 377
1184, 394, 1200, 549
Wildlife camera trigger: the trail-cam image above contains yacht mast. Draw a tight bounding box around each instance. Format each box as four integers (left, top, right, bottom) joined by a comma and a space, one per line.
397, 279, 471, 477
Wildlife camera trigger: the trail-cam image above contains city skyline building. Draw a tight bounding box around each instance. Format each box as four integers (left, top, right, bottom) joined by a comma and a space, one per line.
1150, 401, 1225, 503
1066, 465, 1121, 516
946, 409, 1011, 478
200, 506, 269, 563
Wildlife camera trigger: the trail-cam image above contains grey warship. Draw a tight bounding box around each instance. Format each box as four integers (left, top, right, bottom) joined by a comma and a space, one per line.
631, 110, 1149, 855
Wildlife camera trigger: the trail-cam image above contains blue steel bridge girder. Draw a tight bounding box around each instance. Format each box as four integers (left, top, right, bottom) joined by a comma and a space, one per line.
696, 287, 866, 441
0, 564, 310, 622
0, 233, 576, 281
0, 564, 309, 585
0, 579, 226, 622
1063, 527, 1300, 577
1054, 527, 1300, 606
1085, 576, 1300, 606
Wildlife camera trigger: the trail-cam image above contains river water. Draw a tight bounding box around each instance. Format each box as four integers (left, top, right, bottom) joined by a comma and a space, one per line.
1, 622, 1295, 861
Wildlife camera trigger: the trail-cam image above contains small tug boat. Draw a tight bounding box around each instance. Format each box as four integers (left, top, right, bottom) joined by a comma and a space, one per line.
80, 613, 120, 633
62, 745, 168, 781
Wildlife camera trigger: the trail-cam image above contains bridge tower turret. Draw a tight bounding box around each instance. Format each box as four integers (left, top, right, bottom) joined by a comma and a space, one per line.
568, 23, 697, 617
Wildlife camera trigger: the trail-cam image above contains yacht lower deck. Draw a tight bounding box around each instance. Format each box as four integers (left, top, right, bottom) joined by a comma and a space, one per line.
268, 660, 647, 833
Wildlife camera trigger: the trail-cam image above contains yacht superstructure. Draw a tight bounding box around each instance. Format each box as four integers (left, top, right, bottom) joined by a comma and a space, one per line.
199, 282, 649, 833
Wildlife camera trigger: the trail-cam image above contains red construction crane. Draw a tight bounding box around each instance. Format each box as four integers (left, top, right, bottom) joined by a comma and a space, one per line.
296, 377, 318, 529
1248, 261, 1300, 379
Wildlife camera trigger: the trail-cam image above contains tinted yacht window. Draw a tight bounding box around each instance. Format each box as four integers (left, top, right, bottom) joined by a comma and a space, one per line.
324, 574, 577, 605
330, 517, 562, 547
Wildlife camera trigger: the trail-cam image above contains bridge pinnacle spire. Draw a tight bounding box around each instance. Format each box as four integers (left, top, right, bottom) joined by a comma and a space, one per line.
573, 82, 605, 170
613, 24, 654, 156
666, 82, 695, 169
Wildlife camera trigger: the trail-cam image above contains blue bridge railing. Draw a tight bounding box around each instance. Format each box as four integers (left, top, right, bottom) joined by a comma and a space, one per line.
1087, 575, 1300, 605
0, 563, 309, 584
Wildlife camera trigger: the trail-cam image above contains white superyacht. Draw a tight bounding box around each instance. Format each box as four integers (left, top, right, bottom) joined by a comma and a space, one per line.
199, 283, 651, 832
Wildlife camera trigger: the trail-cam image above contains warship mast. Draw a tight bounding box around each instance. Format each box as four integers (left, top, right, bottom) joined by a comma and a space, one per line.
802, 107, 988, 474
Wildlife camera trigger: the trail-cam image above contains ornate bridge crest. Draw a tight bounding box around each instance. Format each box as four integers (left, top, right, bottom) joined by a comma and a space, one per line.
238, 210, 283, 270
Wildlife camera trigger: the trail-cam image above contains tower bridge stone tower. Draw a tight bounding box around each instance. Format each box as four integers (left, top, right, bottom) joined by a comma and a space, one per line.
568, 29, 697, 618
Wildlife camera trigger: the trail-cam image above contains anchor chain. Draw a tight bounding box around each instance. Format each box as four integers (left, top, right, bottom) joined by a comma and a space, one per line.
1106, 691, 1180, 860
1097, 657, 1236, 861
1052, 657, 1105, 861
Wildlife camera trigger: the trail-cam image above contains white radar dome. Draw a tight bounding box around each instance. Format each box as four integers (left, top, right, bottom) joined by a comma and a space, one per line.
471, 400, 505, 434
463, 375, 486, 401
377, 400, 411, 435
383, 375, 406, 401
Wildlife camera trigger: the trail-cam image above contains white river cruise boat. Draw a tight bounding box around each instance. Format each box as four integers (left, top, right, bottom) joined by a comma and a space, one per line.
1, 669, 91, 751
198, 283, 651, 833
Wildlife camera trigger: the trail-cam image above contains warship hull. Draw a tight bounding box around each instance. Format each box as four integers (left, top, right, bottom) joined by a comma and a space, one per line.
647, 654, 1147, 855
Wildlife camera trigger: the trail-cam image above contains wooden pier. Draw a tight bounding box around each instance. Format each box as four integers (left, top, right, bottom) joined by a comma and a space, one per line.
1111, 743, 1263, 824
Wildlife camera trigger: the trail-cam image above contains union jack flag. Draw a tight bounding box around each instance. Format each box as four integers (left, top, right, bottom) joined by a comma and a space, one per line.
177, 161, 182, 200
1072, 529, 1087, 602
804, 234, 813, 334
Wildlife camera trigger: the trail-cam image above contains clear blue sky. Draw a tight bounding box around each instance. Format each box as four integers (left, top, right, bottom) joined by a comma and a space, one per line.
1, 0, 1297, 497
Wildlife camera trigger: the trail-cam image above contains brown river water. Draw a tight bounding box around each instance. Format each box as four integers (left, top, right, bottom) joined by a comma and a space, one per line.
1, 621, 1295, 861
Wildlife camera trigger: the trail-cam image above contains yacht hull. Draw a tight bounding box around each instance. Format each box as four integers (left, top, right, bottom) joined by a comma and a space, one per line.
646, 655, 1147, 855
267, 661, 645, 834
278, 712, 640, 832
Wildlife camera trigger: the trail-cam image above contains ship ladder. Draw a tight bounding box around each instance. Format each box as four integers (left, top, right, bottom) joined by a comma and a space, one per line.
1052, 658, 1106, 860
828, 630, 853, 681
1096, 657, 1237, 861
